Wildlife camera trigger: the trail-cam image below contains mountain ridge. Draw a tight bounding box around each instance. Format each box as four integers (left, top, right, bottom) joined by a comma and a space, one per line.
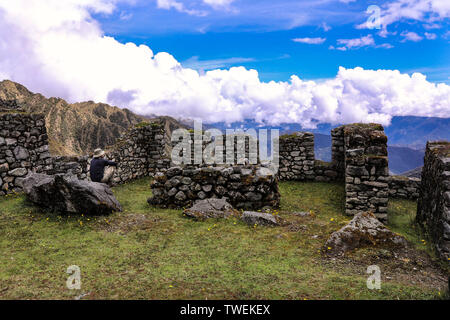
0, 80, 187, 156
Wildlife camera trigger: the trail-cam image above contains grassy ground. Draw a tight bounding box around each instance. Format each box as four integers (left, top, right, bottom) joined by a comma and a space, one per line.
0, 178, 448, 300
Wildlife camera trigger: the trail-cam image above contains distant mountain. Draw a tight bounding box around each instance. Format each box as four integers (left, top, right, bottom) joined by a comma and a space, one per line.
205, 118, 446, 174
384, 116, 450, 150
387, 146, 424, 174
399, 167, 423, 178
313, 138, 424, 174
0, 80, 187, 156
206, 116, 449, 151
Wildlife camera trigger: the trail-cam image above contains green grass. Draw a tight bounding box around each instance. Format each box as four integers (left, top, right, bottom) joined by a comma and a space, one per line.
0, 178, 447, 300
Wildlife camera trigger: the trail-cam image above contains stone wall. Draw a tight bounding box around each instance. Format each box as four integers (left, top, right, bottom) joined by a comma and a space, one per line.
388, 175, 421, 200
106, 122, 170, 184
278, 132, 315, 181
331, 126, 346, 180
416, 141, 450, 261
171, 131, 259, 166
340, 124, 390, 223
148, 165, 280, 210
48, 156, 90, 180
0, 113, 50, 195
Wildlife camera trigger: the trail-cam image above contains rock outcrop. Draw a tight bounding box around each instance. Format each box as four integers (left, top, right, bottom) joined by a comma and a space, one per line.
324, 212, 407, 256
23, 173, 122, 215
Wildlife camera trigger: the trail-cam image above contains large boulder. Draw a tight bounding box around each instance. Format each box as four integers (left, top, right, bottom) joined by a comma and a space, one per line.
23, 173, 122, 215
183, 198, 238, 221
324, 212, 407, 256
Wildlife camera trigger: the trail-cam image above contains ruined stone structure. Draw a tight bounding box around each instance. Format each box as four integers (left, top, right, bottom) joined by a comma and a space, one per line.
278, 132, 315, 181
105, 123, 170, 184
0, 110, 424, 223
278, 132, 340, 182
276, 124, 390, 222
388, 175, 421, 200
171, 131, 259, 166
334, 124, 390, 223
0, 112, 169, 194
148, 165, 280, 210
416, 141, 450, 261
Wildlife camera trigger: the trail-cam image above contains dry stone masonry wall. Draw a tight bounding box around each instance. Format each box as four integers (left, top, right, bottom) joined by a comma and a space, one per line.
340, 124, 390, 223
388, 176, 421, 200
148, 165, 280, 210
172, 131, 259, 166
278, 132, 315, 181
106, 122, 170, 184
0, 113, 50, 195
416, 141, 450, 261
278, 132, 339, 182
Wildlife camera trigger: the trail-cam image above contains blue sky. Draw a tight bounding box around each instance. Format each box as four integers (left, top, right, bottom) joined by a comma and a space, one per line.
95, 0, 450, 83
0, 0, 449, 127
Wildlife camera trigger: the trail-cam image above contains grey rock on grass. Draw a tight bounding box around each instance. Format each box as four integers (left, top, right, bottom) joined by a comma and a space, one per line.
241, 211, 279, 226
324, 212, 407, 256
23, 173, 122, 215
183, 198, 238, 221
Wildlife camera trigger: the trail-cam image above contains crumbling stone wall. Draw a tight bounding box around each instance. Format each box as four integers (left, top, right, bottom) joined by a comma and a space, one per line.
388, 175, 421, 200
171, 131, 259, 166
416, 141, 450, 261
49, 156, 90, 180
106, 122, 170, 184
337, 124, 390, 223
0, 113, 50, 195
148, 165, 280, 210
278, 132, 315, 181
331, 126, 346, 180
278, 132, 339, 182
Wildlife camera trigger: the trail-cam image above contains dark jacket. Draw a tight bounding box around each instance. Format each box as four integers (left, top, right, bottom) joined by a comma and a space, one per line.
90, 158, 117, 182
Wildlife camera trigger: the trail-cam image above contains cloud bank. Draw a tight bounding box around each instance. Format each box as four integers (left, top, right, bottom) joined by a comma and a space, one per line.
0, 0, 449, 129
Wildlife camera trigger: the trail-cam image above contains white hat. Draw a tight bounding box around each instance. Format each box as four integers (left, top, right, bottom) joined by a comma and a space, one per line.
93, 148, 105, 158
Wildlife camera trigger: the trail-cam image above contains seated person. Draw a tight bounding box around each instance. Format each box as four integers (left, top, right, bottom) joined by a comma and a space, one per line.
89, 148, 117, 185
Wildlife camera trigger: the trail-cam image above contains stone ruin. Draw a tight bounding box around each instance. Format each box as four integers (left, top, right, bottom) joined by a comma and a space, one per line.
333, 124, 390, 223
0, 112, 170, 195
148, 165, 280, 210
3, 109, 450, 261
416, 141, 450, 261
276, 124, 390, 222
0, 110, 418, 216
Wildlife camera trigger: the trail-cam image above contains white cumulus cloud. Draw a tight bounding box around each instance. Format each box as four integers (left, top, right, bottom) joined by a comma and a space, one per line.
0, 0, 449, 129
401, 31, 424, 42
292, 37, 326, 44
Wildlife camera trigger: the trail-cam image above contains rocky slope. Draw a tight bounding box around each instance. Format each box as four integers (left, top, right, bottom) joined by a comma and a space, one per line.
0, 80, 187, 156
